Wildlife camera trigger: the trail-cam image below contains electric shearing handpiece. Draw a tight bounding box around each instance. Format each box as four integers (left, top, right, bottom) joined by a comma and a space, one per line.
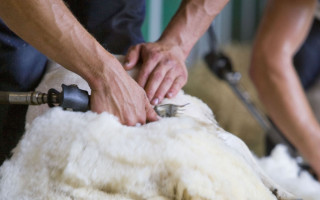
0, 84, 90, 112
0, 84, 188, 118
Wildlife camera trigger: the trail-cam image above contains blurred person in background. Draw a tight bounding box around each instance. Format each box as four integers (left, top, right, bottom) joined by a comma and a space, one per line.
250, 0, 320, 179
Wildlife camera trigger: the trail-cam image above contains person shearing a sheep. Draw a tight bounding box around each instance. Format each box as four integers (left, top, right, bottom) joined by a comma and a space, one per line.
250, 0, 320, 179
0, 0, 229, 165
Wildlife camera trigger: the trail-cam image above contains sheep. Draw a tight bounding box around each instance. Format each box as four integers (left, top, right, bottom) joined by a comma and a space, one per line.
0, 57, 299, 200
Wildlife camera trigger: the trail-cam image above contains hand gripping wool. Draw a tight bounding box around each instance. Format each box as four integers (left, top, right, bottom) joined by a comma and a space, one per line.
0, 60, 299, 200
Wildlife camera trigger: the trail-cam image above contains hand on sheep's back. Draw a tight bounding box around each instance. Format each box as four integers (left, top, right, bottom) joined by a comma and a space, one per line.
87, 56, 159, 126
124, 41, 188, 106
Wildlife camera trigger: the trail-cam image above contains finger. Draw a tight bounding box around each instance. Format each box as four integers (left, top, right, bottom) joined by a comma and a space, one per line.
123, 118, 138, 126
123, 112, 146, 126
137, 106, 147, 125
137, 56, 160, 88
145, 101, 159, 122
144, 64, 169, 103
124, 45, 141, 70
166, 76, 187, 98
152, 69, 176, 104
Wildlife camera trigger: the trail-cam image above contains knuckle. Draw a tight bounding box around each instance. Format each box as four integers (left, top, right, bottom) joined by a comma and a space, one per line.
138, 116, 146, 124
166, 57, 176, 66
171, 82, 181, 91
139, 74, 149, 84
169, 87, 177, 94
163, 76, 173, 83
140, 68, 152, 79
152, 71, 164, 80
146, 90, 155, 98
154, 88, 164, 96
149, 51, 160, 61
126, 119, 136, 126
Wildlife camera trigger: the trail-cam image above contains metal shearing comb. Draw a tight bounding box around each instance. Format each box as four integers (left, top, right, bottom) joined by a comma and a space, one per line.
154, 103, 189, 118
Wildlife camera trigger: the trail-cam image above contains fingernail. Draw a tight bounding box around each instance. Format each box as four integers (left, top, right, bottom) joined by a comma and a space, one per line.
152, 98, 159, 105
124, 61, 130, 67
167, 92, 173, 98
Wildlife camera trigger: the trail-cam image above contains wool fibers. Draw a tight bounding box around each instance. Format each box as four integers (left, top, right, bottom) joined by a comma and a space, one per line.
0, 60, 296, 200
1, 103, 278, 199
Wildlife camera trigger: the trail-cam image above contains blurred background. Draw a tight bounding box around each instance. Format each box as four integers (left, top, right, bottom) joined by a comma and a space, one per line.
142, 0, 268, 156
142, 0, 267, 44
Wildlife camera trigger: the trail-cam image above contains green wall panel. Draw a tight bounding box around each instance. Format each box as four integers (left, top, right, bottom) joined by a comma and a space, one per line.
162, 0, 181, 31
141, 0, 150, 41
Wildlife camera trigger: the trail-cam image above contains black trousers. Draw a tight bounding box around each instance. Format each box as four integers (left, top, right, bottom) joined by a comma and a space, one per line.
0, 0, 145, 165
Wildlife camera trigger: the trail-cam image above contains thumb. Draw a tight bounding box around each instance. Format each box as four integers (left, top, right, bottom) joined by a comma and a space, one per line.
145, 101, 159, 122
124, 45, 141, 70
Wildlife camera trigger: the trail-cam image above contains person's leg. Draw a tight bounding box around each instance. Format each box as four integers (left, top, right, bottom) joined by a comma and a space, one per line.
0, 19, 47, 165
294, 19, 320, 90
265, 18, 320, 155
66, 0, 146, 54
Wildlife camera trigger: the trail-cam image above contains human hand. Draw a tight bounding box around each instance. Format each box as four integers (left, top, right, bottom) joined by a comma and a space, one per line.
124, 41, 188, 105
89, 58, 158, 126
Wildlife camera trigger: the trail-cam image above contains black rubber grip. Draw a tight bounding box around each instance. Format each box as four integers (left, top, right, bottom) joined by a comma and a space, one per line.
60, 84, 90, 112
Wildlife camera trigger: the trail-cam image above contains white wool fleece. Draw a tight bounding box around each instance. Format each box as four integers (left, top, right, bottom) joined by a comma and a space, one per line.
0, 59, 297, 200
1, 105, 277, 200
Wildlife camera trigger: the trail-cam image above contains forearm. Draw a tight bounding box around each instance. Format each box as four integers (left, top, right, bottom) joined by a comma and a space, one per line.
0, 0, 158, 125
159, 0, 228, 58
0, 0, 119, 89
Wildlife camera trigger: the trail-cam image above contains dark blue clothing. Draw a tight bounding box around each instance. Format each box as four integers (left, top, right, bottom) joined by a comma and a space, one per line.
0, 0, 145, 165
66, 0, 145, 55
294, 19, 320, 89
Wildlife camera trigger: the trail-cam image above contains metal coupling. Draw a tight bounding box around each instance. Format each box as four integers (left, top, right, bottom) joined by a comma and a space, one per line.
7, 91, 48, 105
